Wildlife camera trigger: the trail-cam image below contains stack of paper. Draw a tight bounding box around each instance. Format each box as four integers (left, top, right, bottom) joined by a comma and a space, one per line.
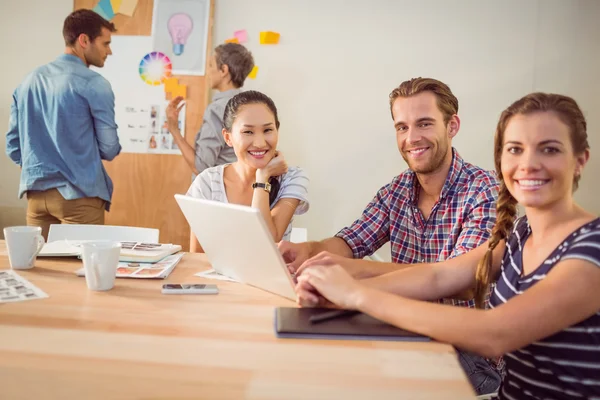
76, 252, 184, 279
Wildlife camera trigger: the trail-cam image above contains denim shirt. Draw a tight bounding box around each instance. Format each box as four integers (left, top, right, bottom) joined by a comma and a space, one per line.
5, 54, 121, 210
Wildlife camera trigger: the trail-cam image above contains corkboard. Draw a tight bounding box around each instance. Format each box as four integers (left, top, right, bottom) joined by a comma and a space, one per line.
73, 0, 154, 36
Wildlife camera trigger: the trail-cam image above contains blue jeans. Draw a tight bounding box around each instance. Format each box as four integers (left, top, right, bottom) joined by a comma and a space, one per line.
456, 349, 502, 395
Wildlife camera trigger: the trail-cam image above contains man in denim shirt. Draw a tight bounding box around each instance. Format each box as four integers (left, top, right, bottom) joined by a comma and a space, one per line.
5, 10, 121, 240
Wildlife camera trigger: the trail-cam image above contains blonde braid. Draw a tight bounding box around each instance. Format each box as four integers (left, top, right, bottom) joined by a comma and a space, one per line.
474, 182, 517, 308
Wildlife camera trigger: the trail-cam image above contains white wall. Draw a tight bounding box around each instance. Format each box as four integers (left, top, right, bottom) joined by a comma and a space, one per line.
1, 0, 598, 247
0, 0, 73, 208
532, 0, 600, 214
0, 0, 73, 236
213, 0, 600, 249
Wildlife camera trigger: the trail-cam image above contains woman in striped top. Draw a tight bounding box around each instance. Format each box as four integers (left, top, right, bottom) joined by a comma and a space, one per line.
295, 93, 599, 399
186, 91, 309, 250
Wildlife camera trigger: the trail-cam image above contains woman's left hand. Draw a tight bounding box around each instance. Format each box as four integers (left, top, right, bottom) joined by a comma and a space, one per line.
296, 264, 366, 310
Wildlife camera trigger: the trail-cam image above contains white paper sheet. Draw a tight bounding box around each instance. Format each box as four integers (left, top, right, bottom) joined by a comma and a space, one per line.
195, 269, 239, 282
0, 270, 48, 303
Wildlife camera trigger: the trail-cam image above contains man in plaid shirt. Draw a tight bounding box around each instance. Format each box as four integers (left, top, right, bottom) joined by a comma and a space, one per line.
280, 77, 501, 395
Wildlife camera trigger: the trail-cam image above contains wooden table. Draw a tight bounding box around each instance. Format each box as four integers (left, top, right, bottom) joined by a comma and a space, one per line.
0, 241, 474, 399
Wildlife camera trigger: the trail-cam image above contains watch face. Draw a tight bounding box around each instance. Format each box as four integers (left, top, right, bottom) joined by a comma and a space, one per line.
253, 182, 271, 193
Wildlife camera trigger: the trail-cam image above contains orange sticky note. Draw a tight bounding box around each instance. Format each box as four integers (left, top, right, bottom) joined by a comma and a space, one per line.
247, 65, 258, 79
164, 77, 179, 92
259, 31, 280, 44
171, 85, 187, 99
225, 37, 239, 44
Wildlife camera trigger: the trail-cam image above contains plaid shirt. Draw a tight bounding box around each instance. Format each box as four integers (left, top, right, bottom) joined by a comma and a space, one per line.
336, 149, 499, 307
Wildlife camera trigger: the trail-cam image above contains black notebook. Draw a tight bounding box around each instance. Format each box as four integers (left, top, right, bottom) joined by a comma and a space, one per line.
275, 307, 430, 342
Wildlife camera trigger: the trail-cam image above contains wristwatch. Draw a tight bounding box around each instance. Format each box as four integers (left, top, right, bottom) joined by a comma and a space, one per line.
252, 182, 272, 193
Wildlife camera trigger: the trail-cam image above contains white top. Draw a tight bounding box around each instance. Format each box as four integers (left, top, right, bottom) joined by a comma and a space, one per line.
186, 164, 310, 241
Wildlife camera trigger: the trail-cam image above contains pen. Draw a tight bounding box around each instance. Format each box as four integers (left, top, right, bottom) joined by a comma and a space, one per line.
309, 309, 360, 324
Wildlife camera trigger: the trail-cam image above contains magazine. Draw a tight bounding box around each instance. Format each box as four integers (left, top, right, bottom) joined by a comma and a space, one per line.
76, 252, 184, 279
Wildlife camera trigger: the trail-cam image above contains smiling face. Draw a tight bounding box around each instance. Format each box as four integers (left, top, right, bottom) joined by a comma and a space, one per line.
223, 103, 279, 169
391, 91, 459, 174
501, 111, 589, 209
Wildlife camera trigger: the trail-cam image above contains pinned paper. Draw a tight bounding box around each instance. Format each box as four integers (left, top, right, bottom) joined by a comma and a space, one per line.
110, 0, 123, 13
164, 77, 187, 100
224, 37, 239, 44
234, 29, 248, 43
259, 31, 280, 45
93, 0, 115, 20
170, 85, 187, 99
118, 0, 138, 16
248, 65, 258, 79
164, 77, 179, 92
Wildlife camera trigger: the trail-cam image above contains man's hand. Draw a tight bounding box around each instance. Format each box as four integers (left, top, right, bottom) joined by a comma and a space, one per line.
278, 240, 311, 274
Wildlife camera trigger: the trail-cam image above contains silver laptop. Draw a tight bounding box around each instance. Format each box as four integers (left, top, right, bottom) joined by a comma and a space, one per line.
174, 194, 297, 300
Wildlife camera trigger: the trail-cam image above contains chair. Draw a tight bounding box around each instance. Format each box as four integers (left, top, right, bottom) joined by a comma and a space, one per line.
47, 224, 159, 243
290, 227, 307, 243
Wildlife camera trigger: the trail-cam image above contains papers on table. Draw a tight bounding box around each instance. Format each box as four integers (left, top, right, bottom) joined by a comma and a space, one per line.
0, 270, 48, 303
195, 269, 239, 282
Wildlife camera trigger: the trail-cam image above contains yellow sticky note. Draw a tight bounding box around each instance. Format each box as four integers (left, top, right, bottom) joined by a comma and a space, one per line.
248, 66, 258, 79
164, 77, 179, 92
118, 0, 138, 16
259, 31, 280, 45
171, 85, 187, 99
110, 0, 122, 13
225, 37, 239, 44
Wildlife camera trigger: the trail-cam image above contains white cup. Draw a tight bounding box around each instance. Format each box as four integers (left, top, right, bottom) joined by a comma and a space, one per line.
3, 226, 45, 270
81, 241, 121, 291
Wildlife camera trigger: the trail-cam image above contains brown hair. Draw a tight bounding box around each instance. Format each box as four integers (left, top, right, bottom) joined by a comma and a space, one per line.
388, 77, 459, 124
473, 92, 590, 308
214, 43, 255, 88
63, 9, 116, 46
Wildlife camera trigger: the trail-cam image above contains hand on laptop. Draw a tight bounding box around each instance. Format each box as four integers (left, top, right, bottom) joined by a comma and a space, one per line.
295, 277, 337, 308
296, 251, 372, 280
296, 264, 366, 310
278, 241, 311, 273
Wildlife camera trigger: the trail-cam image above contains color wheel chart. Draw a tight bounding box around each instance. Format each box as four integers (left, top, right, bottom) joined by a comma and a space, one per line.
139, 52, 172, 85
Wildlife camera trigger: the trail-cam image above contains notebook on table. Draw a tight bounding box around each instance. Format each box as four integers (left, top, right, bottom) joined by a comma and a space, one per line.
275, 307, 430, 342
39, 240, 182, 263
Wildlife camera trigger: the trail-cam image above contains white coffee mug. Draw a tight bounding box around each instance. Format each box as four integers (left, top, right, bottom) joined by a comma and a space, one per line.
3, 226, 45, 270
81, 241, 121, 291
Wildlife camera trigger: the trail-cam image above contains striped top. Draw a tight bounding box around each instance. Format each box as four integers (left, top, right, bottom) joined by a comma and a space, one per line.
490, 216, 600, 399
186, 164, 309, 241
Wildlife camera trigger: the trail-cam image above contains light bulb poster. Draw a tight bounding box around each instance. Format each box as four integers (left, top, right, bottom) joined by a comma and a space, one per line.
151, 0, 210, 76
